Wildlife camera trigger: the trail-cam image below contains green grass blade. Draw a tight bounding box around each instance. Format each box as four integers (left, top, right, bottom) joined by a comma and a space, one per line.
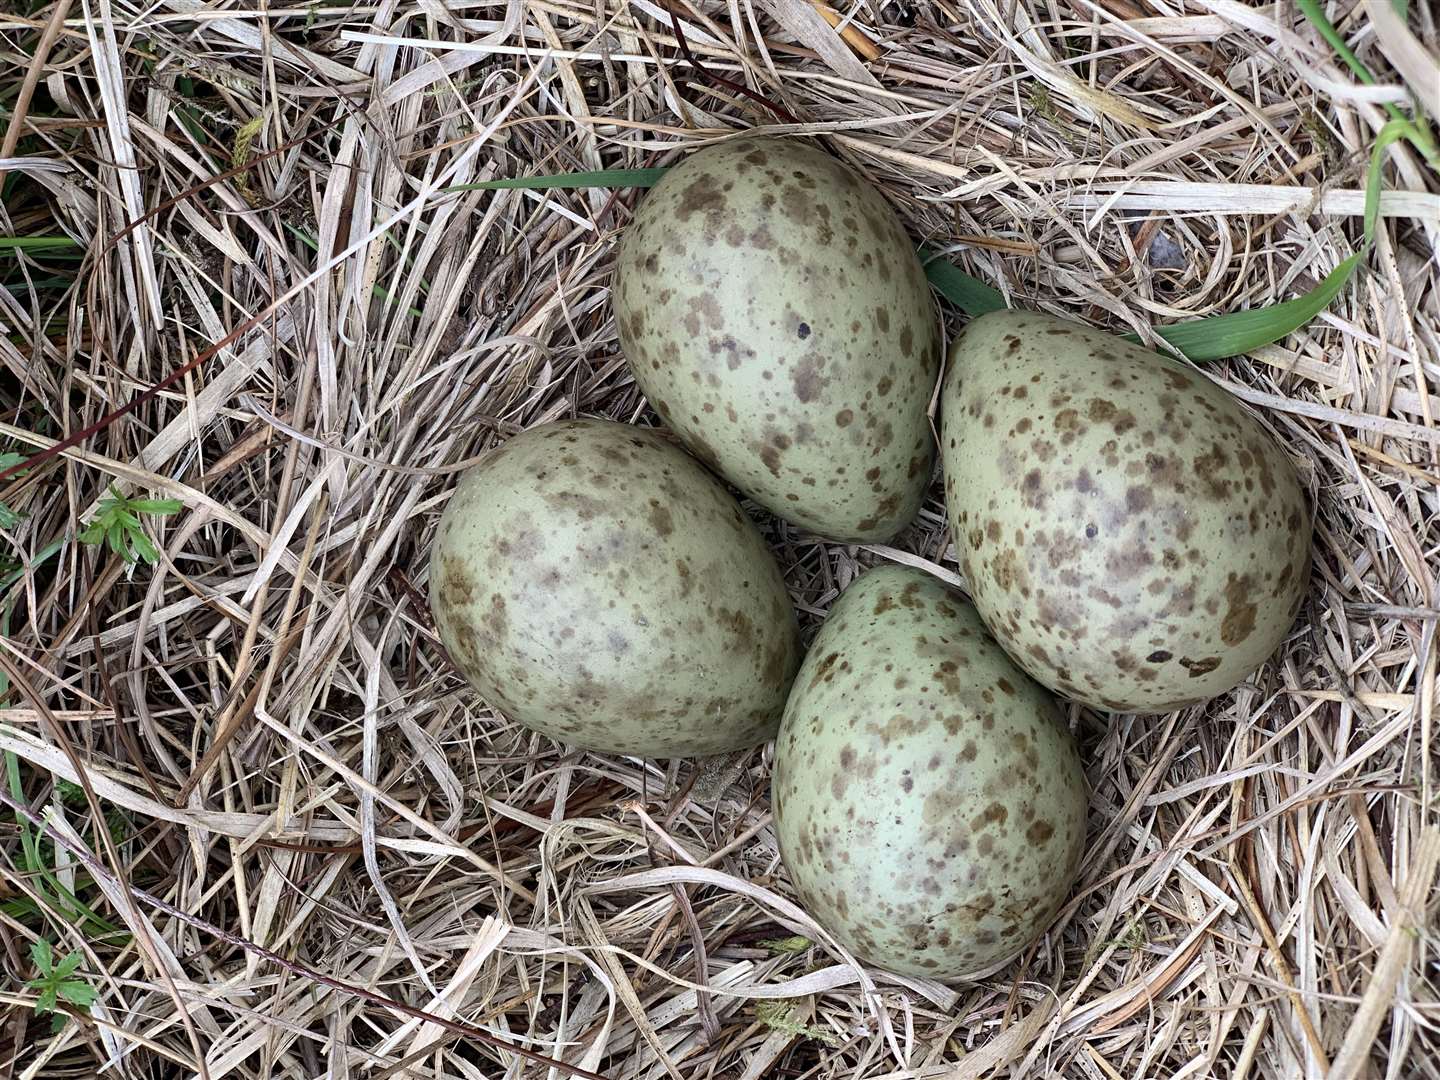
4, 277, 79, 292
445, 168, 668, 192
0, 237, 80, 252
917, 246, 1361, 361
1366, 119, 1413, 243
3, 752, 124, 938
919, 248, 1008, 317
1139, 253, 1362, 361
2, 897, 44, 921
0, 538, 65, 592
6, 751, 35, 849
1295, 0, 1432, 161
1296, 0, 1376, 86
370, 283, 425, 321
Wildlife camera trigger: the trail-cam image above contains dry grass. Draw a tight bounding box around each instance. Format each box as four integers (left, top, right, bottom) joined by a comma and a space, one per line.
0, 0, 1438, 1077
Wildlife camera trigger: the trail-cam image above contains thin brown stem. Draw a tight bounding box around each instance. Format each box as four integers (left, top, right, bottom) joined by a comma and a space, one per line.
667, 5, 799, 125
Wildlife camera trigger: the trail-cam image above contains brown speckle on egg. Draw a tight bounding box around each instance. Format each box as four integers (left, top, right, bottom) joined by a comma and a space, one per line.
940, 310, 1311, 713
612, 137, 941, 542
772, 565, 1088, 980
430, 419, 800, 757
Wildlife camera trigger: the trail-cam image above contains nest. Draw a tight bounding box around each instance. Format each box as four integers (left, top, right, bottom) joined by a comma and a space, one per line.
0, 1, 1437, 1077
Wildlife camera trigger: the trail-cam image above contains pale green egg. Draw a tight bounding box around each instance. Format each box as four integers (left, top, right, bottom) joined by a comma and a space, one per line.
431, 419, 801, 757
614, 137, 942, 542
941, 310, 1312, 712
772, 565, 1087, 979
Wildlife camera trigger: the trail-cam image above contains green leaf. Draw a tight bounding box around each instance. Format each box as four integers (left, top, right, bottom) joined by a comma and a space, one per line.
53, 951, 82, 979
919, 244, 1360, 361
1138, 253, 1362, 361
125, 498, 182, 515
2, 897, 41, 920
105, 523, 127, 559
919, 241, 1361, 361
445, 168, 668, 192
58, 980, 96, 1007
129, 530, 159, 564
0, 502, 18, 529
30, 938, 52, 974
76, 518, 106, 545
919, 248, 1008, 317
49, 1012, 67, 1033
36, 986, 57, 1014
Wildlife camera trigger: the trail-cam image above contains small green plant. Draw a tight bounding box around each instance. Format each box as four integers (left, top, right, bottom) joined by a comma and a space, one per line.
1104, 916, 1148, 951
77, 487, 182, 565
754, 1001, 840, 1046
759, 935, 814, 955
1027, 84, 1058, 125
25, 939, 97, 1032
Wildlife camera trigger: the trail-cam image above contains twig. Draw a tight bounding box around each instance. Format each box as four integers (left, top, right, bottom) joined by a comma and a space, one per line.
666, 4, 800, 124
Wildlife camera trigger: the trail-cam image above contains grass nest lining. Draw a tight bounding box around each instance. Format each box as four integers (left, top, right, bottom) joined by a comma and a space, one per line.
1, 0, 1439, 1077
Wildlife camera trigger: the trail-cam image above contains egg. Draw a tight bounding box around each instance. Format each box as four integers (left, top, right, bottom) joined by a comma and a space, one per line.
772, 565, 1088, 979
430, 419, 801, 757
613, 137, 942, 542
940, 309, 1312, 712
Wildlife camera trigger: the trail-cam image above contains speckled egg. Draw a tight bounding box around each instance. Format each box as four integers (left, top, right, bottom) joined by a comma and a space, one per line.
941, 310, 1312, 713
772, 565, 1088, 979
430, 419, 801, 757
613, 137, 942, 542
